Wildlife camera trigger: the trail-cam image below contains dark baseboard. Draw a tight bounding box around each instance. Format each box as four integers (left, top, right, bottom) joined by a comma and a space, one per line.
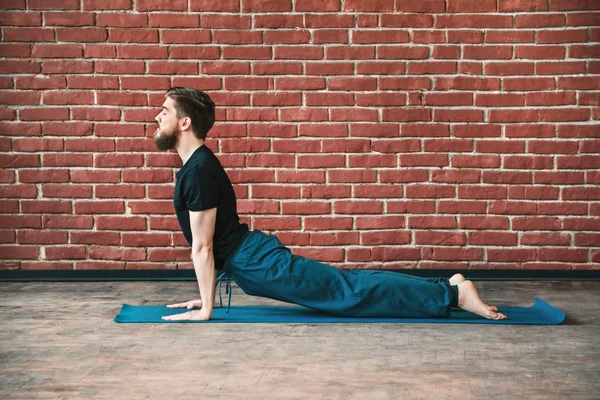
0, 269, 599, 282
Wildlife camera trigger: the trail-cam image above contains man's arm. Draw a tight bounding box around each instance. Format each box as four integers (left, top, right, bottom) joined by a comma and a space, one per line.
189, 207, 217, 318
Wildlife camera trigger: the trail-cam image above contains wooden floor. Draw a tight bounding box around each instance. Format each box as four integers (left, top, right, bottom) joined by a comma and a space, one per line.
1, 279, 599, 399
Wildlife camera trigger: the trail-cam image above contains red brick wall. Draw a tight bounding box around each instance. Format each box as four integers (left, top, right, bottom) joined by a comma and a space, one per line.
0, 0, 599, 272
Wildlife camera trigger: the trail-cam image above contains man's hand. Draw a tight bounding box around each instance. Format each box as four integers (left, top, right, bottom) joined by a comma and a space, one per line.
166, 299, 202, 309
162, 307, 212, 321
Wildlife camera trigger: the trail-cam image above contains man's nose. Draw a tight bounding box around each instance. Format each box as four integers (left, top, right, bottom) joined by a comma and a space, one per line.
155, 113, 161, 123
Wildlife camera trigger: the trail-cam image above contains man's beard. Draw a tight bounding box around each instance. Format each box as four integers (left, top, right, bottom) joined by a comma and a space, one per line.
154, 126, 179, 151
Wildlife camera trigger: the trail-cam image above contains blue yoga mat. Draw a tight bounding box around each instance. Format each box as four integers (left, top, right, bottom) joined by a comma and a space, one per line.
114, 297, 565, 325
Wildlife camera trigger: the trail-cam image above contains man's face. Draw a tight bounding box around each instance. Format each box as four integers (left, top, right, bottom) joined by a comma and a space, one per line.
154, 97, 180, 151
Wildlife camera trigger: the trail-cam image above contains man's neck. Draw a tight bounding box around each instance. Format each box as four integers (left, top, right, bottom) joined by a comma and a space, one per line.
177, 140, 205, 166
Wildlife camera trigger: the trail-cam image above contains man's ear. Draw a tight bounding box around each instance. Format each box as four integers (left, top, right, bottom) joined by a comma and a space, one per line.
179, 116, 191, 131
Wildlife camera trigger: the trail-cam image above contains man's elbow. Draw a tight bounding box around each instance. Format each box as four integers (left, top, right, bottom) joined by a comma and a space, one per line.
191, 240, 213, 256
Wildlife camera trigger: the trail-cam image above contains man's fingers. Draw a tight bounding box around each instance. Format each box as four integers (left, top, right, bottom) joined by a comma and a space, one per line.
166, 302, 188, 308
167, 300, 202, 309
163, 312, 189, 321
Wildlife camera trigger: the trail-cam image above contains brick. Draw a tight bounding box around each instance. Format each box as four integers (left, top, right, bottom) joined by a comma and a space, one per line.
356, 93, 406, 106
275, 46, 324, 60
190, 0, 239, 11
266, 29, 311, 44
97, 13, 147, 27
20, 108, 69, 121
539, 108, 590, 122
356, 62, 406, 75
44, 12, 94, 26
380, 14, 433, 28
0, 246, 40, 259
295, 0, 340, 11
0, 43, 30, 58
352, 30, 409, 44
0, 184, 38, 198
68, 76, 119, 89
275, 170, 324, 183
42, 60, 93, 74
435, 15, 512, 28
400, 154, 448, 167
0, 91, 40, 105
13, 138, 63, 152
149, 14, 199, 28
241, 0, 292, 12
509, 185, 560, 200
328, 170, 378, 183
485, 30, 534, 43
15, 76, 65, 90
377, 46, 429, 59
498, 0, 546, 11
379, 170, 428, 183
516, 45, 566, 59
251, 92, 300, 106
413, 30, 446, 44
108, 28, 158, 43
424, 92, 472, 106
343, 0, 393, 11
162, 30, 211, 44
434, 109, 483, 122
432, 45, 460, 59
569, 44, 600, 58
504, 77, 555, 91
117, 45, 168, 59
0, 11, 41, 26
4, 27, 53, 41
254, 14, 303, 28
463, 45, 512, 60
408, 61, 456, 74
381, 108, 430, 122
200, 14, 250, 28
227, 108, 277, 121
119, 77, 169, 90
29, 0, 78, 9
566, 12, 600, 26
136, 0, 186, 11
170, 46, 220, 59
32, 44, 82, 58
147, 61, 198, 75
56, 27, 107, 42
435, 76, 500, 90
415, 231, 466, 246
43, 91, 94, 105
223, 46, 271, 60
298, 124, 346, 137
279, 108, 328, 122
83, 0, 132, 9
72, 107, 121, 121
475, 93, 524, 107
84, 44, 116, 58
448, 30, 483, 44
331, 108, 378, 121
447, 0, 496, 12
201, 61, 250, 75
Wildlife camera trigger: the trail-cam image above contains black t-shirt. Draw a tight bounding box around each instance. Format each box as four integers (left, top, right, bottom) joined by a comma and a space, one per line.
174, 144, 249, 268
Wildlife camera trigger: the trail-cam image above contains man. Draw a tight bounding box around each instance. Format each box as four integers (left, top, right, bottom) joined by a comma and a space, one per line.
154, 87, 507, 322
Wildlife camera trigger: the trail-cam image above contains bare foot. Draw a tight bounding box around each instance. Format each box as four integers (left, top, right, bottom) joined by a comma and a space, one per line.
449, 274, 498, 312
457, 280, 507, 320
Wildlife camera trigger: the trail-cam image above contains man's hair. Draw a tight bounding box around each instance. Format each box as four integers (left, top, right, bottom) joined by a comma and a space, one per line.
166, 87, 215, 140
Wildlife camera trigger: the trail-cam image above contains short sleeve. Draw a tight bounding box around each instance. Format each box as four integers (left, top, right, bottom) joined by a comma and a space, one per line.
181, 167, 219, 211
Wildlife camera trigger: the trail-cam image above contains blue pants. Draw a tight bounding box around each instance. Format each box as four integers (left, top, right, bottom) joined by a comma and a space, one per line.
222, 230, 459, 318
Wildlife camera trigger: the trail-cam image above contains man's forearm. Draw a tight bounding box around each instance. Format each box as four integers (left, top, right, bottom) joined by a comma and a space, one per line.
192, 247, 216, 316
